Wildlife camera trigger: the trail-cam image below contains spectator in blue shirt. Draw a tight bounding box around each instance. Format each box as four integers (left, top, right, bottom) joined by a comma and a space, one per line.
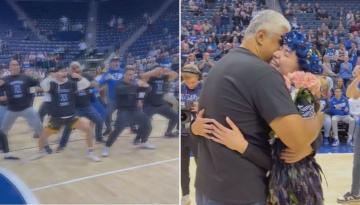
98, 57, 125, 135
339, 56, 354, 88
330, 88, 355, 146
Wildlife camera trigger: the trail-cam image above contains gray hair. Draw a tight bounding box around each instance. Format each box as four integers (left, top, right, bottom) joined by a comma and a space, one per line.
244, 10, 290, 37
70, 61, 82, 69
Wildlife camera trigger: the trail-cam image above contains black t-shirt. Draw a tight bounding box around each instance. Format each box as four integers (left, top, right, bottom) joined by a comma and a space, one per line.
144, 75, 169, 106
0, 74, 39, 111
195, 47, 298, 204
68, 75, 91, 108
48, 80, 77, 118
116, 81, 150, 110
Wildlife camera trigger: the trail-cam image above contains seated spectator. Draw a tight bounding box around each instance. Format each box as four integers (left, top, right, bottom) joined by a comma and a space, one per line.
354, 31, 360, 48
323, 55, 336, 77
330, 88, 356, 146
202, 20, 212, 33
344, 33, 354, 50
339, 56, 354, 87
198, 52, 215, 76
320, 78, 332, 145
349, 42, 359, 67
330, 30, 340, 45
185, 53, 197, 65
336, 43, 348, 64
193, 21, 203, 33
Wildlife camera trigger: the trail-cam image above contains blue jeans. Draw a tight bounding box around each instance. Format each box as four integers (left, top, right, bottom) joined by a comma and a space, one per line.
352, 125, 360, 195
196, 190, 266, 205
91, 99, 110, 130
0, 105, 6, 127
59, 106, 104, 148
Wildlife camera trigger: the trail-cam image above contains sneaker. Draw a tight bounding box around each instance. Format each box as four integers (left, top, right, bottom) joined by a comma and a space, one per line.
44, 145, 53, 154
103, 129, 111, 136
181, 194, 191, 205
86, 151, 101, 162
337, 192, 360, 203
29, 151, 47, 161
139, 142, 156, 149
101, 147, 110, 157
164, 132, 178, 138
96, 138, 106, 144
56, 146, 64, 153
332, 139, 340, 147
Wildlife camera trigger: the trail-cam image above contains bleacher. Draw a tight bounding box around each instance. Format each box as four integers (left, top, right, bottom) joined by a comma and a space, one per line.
281, 0, 360, 30
127, 0, 179, 58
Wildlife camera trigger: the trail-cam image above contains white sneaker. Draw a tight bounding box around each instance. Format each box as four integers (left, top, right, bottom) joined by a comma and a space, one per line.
181, 195, 191, 205
101, 147, 110, 157
87, 151, 101, 162
139, 142, 156, 149
29, 151, 47, 161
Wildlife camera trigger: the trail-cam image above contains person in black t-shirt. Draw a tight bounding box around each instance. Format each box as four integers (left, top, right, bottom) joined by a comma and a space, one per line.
31, 65, 100, 162
190, 10, 324, 205
57, 62, 105, 152
0, 60, 43, 160
101, 68, 154, 157
143, 66, 178, 137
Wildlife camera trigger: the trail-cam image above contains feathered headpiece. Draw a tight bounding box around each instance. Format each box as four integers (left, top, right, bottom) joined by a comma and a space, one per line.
282, 31, 323, 74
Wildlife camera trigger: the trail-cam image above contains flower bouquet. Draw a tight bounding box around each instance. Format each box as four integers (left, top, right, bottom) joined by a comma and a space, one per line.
268, 71, 323, 205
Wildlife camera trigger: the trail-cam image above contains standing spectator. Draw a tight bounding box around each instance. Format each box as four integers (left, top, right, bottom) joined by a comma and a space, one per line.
330, 88, 355, 146
339, 56, 354, 87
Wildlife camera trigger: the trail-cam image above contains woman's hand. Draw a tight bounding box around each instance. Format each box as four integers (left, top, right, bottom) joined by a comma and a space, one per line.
191, 109, 215, 139
210, 117, 249, 154
280, 146, 313, 163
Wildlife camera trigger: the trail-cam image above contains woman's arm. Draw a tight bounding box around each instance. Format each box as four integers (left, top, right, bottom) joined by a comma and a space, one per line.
191, 112, 271, 170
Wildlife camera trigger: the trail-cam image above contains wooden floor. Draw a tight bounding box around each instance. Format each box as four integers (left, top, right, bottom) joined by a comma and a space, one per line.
187, 154, 360, 205
0, 98, 179, 204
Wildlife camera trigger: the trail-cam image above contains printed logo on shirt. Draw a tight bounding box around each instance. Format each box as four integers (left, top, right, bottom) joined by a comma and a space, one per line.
10, 81, 24, 99
154, 80, 164, 95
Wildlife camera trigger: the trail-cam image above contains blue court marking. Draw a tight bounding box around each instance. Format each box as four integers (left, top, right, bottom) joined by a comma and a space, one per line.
0, 168, 38, 204
318, 144, 354, 154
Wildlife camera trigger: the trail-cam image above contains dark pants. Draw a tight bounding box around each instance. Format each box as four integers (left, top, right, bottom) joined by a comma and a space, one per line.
181, 134, 198, 196
38, 101, 50, 123
59, 106, 104, 148
105, 100, 117, 131
196, 191, 266, 205
0, 130, 9, 153
106, 110, 152, 147
144, 104, 178, 134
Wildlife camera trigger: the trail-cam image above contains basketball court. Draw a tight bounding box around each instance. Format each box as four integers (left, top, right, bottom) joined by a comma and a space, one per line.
187, 150, 359, 205
0, 97, 179, 204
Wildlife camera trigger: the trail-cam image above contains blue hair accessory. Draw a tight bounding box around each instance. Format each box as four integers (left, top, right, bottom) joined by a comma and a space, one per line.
282, 31, 323, 74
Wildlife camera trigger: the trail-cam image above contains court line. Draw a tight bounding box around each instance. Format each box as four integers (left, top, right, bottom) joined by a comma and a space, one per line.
31, 158, 179, 192
0, 168, 39, 204
10, 135, 172, 153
